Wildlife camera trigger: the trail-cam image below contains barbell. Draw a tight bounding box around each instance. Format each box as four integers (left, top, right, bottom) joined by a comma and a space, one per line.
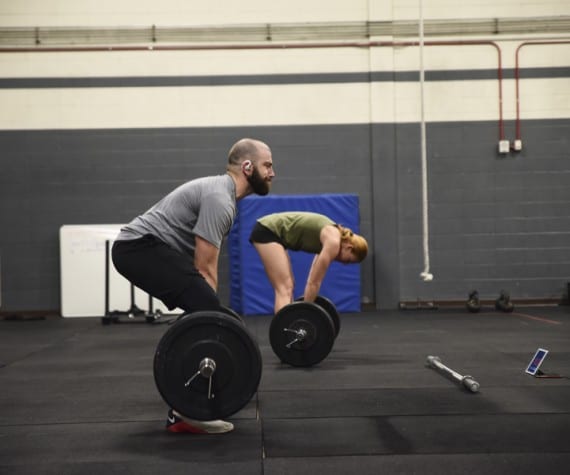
153, 297, 340, 420
153, 308, 261, 421
269, 296, 339, 367
426, 355, 480, 393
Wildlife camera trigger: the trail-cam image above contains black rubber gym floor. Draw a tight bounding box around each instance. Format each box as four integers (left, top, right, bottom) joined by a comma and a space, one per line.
1, 306, 569, 474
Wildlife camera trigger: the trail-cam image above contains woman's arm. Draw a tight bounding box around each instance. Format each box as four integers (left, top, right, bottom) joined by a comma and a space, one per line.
303, 226, 340, 302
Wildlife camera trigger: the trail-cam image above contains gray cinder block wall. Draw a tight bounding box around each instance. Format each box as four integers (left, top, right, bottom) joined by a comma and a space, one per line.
1, 116, 569, 313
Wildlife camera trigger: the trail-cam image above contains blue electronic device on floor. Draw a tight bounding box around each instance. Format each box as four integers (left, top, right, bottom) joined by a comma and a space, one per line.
525, 348, 549, 376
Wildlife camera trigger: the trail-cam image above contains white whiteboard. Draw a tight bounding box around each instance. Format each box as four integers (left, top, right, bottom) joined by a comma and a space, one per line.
59, 225, 175, 317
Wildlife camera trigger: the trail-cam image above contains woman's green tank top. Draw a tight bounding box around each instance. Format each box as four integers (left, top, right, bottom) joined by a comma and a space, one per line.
258, 212, 334, 253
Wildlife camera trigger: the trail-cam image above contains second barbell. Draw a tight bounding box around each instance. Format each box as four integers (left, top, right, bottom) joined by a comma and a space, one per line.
269, 300, 336, 367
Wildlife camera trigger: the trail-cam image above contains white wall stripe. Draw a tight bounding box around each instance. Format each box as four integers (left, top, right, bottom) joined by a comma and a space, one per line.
1, 77, 567, 130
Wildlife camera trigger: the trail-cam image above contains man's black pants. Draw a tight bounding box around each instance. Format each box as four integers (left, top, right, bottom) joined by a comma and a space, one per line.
111, 234, 220, 313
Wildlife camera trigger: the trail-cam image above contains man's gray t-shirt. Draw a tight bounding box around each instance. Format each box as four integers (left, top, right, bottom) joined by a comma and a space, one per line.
116, 174, 237, 257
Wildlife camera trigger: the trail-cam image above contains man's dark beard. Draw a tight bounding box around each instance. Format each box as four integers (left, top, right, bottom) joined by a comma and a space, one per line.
248, 168, 270, 195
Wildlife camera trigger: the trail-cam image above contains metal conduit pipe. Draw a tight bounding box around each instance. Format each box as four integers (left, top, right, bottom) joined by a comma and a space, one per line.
0, 40, 505, 141
515, 40, 570, 146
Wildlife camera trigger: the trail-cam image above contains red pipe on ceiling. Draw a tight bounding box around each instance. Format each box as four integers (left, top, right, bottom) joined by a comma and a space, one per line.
0, 40, 505, 140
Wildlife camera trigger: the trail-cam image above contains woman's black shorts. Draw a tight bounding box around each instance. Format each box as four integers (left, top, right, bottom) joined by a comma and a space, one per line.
249, 222, 285, 246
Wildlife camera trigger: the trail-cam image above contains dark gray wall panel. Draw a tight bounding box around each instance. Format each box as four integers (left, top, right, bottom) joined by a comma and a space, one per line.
395, 119, 570, 304
1, 119, 569, 313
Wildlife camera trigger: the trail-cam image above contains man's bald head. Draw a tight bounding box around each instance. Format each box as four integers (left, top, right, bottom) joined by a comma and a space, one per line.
226, 138, 274, 197
227, 138, 270, 167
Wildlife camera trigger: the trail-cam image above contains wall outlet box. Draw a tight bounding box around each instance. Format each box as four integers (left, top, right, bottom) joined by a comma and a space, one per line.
498, 140, 510, 154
